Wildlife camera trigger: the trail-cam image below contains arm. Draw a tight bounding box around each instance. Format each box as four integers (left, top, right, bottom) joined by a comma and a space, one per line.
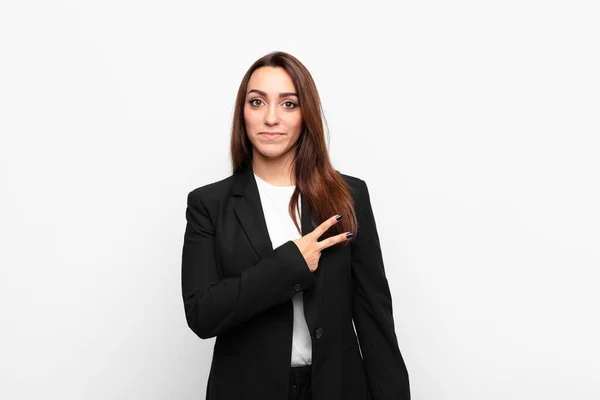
181, 189, 316, 339
351, 179, 410, 400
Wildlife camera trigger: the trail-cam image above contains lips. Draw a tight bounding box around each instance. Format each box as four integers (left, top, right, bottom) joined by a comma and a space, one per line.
260, 132, 284, 139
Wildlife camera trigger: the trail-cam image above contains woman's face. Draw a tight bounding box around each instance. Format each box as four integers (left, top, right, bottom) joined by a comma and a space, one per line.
243, 66, 303, 161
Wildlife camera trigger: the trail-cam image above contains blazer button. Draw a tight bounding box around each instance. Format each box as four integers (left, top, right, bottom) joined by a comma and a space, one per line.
315, 327, 323, 340
293, 283, 302, 292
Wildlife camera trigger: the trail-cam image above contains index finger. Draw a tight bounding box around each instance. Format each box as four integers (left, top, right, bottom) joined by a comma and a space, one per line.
310, 214, 341, 240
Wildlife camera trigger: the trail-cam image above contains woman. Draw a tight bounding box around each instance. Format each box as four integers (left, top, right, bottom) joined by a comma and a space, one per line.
181, 51, 410, 400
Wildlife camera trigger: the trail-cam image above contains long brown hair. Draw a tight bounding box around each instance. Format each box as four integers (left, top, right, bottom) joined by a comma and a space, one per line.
230, 51, 357, 245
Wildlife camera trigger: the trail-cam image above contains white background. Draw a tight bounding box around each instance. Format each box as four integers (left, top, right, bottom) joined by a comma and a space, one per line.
1, 1, 599, 399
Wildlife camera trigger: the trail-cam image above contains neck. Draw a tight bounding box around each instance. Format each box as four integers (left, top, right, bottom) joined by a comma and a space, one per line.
252, 149, 296, 186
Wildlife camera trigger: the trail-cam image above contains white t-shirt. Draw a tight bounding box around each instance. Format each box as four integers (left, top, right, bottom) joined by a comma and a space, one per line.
253, 172, 312, 367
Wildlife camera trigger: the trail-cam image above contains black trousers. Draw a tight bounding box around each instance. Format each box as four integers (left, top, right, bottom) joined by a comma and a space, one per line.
289, 364, 312, 400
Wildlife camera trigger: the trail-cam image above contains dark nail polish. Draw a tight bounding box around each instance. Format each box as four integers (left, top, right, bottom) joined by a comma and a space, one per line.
336, 215, 342, 221
346, 233, 353, 239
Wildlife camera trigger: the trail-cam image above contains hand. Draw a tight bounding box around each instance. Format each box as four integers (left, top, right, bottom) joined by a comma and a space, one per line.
292, 215, 353, 272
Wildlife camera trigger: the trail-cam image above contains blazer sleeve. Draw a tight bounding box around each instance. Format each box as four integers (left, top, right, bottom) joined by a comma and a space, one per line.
181, 189, 317, 339
350, 179, 411, 400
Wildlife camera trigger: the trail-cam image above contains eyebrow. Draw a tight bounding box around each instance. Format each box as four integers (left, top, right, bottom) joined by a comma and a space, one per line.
247, 89, 298, 98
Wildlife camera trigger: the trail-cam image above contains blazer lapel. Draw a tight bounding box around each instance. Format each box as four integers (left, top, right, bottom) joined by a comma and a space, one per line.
231, 162, 324, 331
232, 163, 274, 261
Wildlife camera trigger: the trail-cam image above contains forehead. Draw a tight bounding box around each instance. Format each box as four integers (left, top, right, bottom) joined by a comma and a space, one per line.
247, 66, 296, 94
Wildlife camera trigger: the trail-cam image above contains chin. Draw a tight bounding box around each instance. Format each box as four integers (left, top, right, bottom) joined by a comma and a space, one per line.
258, 149, 287, 158
252, 144, 289, 158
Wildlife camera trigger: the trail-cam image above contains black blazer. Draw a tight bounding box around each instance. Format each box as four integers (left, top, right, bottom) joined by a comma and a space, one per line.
181, 162, 410, 400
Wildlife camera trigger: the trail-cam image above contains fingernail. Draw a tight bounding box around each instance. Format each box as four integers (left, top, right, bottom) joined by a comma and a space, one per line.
336, 215, 342, 221
346, 232, 353, 239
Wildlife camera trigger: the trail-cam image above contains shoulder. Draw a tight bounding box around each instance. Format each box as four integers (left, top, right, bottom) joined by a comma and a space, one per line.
337, 170, 368, 198
336, 171, 375, 220
187, 174, 235, 204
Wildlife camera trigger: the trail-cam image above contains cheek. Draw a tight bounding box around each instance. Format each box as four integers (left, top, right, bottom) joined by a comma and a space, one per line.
243, 108, 258, 130
284, 112, 303, 131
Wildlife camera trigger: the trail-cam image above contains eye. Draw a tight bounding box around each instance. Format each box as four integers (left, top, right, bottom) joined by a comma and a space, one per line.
283, 101, 297, 109
248, 99, 263, 107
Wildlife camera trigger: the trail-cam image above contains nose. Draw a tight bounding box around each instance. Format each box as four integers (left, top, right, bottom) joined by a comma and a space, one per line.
264, 103, 279, 125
